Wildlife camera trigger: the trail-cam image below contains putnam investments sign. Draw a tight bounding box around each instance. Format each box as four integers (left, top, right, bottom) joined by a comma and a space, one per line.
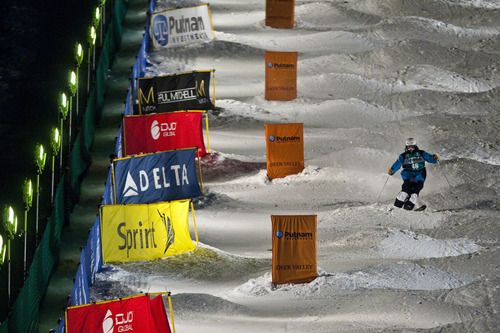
150, 4, 215, 50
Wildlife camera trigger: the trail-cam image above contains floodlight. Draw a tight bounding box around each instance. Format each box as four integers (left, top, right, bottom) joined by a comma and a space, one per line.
0, 235, 5, 265
75, 43, 84, 66
59, 92, 69, 119
93, 7, 101, 26
50, 127, 61, 156
3, 206, 17, 239
35, 144, 47, 174
23, 179, 33, 211
68, 71, 77, 96
88, 26, 97, 45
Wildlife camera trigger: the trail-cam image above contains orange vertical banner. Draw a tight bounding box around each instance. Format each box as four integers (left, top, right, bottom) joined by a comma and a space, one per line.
265, 123, 304, 179
265, 51, 298, 101
272, 215, 317, 285
266, 0, 295, 29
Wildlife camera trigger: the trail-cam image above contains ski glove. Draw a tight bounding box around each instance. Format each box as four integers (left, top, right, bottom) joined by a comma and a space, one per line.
433, 154, 439, 161
388, 168, 394, 175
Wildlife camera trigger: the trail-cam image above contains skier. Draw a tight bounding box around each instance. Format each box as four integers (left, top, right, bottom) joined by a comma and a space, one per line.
388, 138, 439, 210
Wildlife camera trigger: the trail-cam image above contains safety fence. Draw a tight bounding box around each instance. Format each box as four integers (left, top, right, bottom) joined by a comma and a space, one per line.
0, 0, 129, 331
53, 1, 157, 332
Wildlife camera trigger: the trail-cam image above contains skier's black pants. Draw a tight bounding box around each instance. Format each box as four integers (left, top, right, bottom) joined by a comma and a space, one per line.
394, 180, 424, 208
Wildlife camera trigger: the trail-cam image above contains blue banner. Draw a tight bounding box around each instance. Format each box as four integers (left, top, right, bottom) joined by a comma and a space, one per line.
103, 168, 115, 205
85, 218, 102, 285
113, 148, 201, 204
69, 249, 90, 306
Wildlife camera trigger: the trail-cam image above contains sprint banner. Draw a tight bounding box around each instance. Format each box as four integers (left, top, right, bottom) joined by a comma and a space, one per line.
112, 148, 201, 204
265, 123, 304, 179
138, 70, 214, 114
265, 51, 298, 101
150, 4, 215, 50
123, 111, 206, 157
100, 200, 195, 262
266, 0, 295, 29
66, 294, 171, 333
272, 215, 317, 284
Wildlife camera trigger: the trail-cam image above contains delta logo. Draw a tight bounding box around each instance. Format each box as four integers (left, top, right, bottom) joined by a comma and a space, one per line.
102, 309, 134, 333
122, 164, 190, 198
150, 120, 177, 140
269, 135, 301, 143
267, 62, 295, 69
152, 14, 169, 46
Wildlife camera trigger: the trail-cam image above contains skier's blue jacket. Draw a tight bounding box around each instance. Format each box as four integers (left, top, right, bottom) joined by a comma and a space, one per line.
391, 150, 437, 183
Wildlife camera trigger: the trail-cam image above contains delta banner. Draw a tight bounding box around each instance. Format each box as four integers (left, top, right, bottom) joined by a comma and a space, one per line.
266, 0, 295, 29
123, 111, 206, 157
265, 123, 304, 179
271, 215, 317, 284
112, 148, 201, 204
265, 51, 297, 101
150, 4, 215, 50
100, 200, 195, 262
138, 71, 214, 114
66, 294, 171, 333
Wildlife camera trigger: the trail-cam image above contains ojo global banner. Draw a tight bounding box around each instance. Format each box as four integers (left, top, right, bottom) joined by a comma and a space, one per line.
123, 111, 206, 157
138, 70, 214, 114
265, 123, 304, 179
265, 51, 297, 101
271, 215, 317, 284
150, 4, 215, 50
66, 294, 171, 332
266, 0, 295, 29
112, 148, 201, 204
100, 200, 195, 262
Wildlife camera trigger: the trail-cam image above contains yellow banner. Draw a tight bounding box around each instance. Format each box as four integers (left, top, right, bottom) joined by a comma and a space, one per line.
100, 200, 195, 262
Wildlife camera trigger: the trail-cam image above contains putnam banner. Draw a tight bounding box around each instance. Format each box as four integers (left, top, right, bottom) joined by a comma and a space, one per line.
271, 215, 317, 284
112, 148, 201, 204
266, 0, 295, 29
123, 111, 207, 157
150, 4, 215, 50
66, 294, 171, 333
265, 51, 297, 101
138, 70, 214, 114
100, 200, 195, 262
265, 123, 304, 179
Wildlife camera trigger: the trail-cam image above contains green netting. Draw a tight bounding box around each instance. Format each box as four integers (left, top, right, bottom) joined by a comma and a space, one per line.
0, 0, 130, 332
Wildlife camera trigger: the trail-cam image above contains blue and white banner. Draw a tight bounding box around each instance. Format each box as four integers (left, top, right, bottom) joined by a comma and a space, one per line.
112, 148, 201, 204
150, 4, 215, 50
69, 249, 90, 306
85, 218, 102, 285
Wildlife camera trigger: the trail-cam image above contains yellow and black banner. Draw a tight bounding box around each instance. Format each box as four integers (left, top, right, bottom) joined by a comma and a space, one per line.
272, 215, 317, 285
265, 0, 295, 29
100, 200, 195, 262
265, 51, 297, 101
265, 123, 304, 179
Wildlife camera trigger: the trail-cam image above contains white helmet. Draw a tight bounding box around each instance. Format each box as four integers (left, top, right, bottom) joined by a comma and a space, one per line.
405, 138, 417, 146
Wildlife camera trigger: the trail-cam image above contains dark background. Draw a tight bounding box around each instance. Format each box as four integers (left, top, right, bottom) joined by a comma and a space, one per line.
0, 0, 95, 320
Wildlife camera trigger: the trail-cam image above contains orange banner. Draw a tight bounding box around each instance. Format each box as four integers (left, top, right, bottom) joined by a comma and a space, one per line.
272, 215, 317, 285
265, 51, 297, 101
265, 0, 295, 29
265, 123, 304, 179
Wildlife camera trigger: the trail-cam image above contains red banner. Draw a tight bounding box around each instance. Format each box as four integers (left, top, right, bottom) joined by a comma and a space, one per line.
123, 111, 206, 157
66, 294, 171, 333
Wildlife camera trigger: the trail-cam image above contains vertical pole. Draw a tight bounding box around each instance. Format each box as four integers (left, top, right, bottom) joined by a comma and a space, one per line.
59, 118, 64, 170
7, 239, 11, 306
51, 155, 55, 204
24, 209, 27, 278
76, 67, 79, 118
68, 96, 72, 154
36, 173, 40, 245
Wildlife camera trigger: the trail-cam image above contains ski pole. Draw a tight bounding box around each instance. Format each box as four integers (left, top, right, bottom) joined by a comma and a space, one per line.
377, 175, 390, 203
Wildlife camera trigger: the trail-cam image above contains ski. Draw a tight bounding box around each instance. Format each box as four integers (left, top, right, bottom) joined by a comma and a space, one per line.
414, 205, 427, 211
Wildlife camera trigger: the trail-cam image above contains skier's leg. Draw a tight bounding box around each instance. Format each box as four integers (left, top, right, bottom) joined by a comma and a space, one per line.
404, 182, 424, 210
394, 191, 409, 208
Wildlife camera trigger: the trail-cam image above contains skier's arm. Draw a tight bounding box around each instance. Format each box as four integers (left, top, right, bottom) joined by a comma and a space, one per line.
389, 155, 404, 174
422, 151, 438, 164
